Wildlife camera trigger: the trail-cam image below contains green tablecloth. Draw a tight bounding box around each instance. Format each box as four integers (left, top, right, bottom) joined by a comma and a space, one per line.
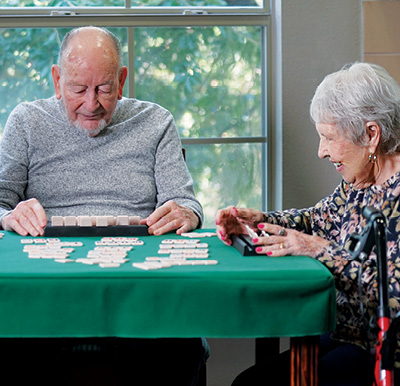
0, 230, 336, 338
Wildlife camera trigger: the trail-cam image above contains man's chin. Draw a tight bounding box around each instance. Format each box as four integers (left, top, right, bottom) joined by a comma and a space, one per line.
85, 127, 103, 137
74, 119, 107, 137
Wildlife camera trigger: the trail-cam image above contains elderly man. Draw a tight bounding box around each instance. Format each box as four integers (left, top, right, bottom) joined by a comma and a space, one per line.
0, 26, 203, 237
0, 27, 206, 385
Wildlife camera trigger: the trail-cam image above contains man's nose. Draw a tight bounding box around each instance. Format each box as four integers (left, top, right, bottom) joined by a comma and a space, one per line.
84, 90, 100, 111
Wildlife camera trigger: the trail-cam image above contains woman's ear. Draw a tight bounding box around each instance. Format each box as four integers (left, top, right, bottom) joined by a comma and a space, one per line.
366, 121, 381, 153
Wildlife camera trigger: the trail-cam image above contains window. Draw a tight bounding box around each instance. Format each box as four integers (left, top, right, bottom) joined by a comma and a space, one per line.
0, 0, 271, 227
2, 1, 264, 8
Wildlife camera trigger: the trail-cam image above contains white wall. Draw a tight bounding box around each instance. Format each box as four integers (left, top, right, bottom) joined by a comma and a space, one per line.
206, 1, 362, 385
281, 0, 361, 209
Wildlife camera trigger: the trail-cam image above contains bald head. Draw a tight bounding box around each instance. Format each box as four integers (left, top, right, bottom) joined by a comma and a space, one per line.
58, 26, 123, 70
51, 26, 128, 136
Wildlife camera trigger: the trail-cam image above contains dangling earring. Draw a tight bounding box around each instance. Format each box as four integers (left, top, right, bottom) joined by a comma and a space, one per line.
369, 153, 377, 163
370, 152, 382, 184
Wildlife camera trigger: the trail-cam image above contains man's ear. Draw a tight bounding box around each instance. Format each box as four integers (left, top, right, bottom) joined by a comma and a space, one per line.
52, 65, 62, 99
118, 66, 128, 100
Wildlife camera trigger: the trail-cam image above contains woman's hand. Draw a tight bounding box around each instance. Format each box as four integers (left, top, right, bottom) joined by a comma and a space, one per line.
215, 206, 265, 245
252, 223, 330, 258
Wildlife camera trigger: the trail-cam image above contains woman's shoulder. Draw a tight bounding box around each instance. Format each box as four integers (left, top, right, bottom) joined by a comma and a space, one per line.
383, 171, 400, 200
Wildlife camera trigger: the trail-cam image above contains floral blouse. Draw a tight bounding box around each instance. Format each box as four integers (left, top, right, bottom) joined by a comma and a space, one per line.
265, 172, 400, 366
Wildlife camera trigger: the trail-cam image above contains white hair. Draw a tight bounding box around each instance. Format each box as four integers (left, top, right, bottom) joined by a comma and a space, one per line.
73, 119, 107, 137
310, 62, 400, 154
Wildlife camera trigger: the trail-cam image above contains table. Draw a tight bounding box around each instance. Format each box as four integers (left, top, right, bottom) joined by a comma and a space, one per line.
0, 229, 336, 385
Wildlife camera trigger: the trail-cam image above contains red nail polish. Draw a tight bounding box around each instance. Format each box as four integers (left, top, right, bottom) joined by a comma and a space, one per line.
267, 251, 272, 256
258, 223, 265, 229
252, 238, 258, 243
256, 247, 263, 253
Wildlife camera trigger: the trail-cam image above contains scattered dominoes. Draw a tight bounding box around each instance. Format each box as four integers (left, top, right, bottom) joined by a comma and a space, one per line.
132, 261, 174, 270
21, 236, 218, 270
64, 237, 142, 267
74, 237, 141, 267
21, 237, 142, 268
76, 246, 131, 267
144, 258, 218, 266
181, 232, 217, 238
95, 237, 144, 246
158, 239, 209, 258
132, 238, 218, 270
21, 238, 82, 260
21, 238, 82, 246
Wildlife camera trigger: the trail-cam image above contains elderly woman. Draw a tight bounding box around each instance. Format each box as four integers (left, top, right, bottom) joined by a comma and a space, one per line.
216, 62, 400, 386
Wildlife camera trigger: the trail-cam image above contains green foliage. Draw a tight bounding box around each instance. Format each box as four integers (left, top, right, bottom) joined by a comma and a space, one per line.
0, 4, 263, 226
0, 27, 126, 128
0, 1, 125, 6
133, 26, 263, 225
0, 0, 233, 6
0, 28, 65, 113
134, 26, 261, 139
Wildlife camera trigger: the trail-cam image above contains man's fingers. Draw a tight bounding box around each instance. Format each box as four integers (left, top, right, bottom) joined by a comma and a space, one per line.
146, 201, 198, 236
1, 198, 47, 236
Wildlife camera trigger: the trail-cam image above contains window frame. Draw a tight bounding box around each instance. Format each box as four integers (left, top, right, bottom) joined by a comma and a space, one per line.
0, 0, 270, 15
0, 0, 275, 214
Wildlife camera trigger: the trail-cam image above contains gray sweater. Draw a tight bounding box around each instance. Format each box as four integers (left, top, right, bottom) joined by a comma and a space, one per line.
0, 96, 203, 226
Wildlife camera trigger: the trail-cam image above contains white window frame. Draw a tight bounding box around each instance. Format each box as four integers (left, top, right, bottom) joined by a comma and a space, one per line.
0, 0, 278, 213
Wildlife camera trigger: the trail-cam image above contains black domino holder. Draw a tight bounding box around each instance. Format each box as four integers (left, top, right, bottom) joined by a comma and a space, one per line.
231, 234, 259, 256
43, 224, 149, 237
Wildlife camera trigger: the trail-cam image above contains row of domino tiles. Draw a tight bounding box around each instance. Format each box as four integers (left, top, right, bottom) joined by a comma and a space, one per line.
51, 215, 141, 227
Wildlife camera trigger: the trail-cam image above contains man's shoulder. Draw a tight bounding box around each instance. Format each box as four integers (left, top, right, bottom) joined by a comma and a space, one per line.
113, 97, 172, 123
12, 96, 60, 114
118, 97, 170, 114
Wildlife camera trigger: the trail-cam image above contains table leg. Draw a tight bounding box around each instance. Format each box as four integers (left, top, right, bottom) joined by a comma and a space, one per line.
290, 336, 319, 386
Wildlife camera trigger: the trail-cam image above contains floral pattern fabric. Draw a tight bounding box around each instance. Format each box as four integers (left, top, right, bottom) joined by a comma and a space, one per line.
265, 172, 400, 365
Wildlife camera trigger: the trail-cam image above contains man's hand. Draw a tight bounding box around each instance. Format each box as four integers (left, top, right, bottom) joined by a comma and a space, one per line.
141, 200, 199, 236
1, 198, 47, 236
